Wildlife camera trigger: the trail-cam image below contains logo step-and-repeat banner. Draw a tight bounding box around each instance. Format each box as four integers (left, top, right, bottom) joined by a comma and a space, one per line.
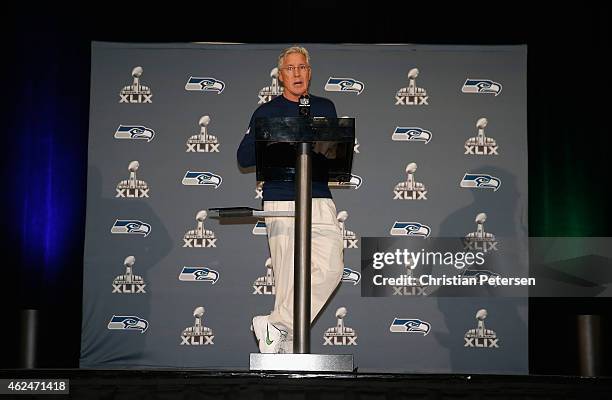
82, 43, 527, 373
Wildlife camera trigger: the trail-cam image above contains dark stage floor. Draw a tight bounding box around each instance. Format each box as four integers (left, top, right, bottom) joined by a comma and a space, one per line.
2, 369, 611, 399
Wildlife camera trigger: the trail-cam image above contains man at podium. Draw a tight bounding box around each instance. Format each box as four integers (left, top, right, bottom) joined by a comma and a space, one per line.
237, 46, 344, 354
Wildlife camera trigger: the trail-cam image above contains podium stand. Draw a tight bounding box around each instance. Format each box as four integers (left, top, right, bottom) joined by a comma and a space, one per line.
210, 117, 355, 372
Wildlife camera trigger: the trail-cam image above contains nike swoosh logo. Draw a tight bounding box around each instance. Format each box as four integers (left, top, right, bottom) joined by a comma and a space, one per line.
265, 324, 274, 346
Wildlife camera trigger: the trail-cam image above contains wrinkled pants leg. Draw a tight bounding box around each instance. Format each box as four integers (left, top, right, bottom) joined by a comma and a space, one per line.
265, 199, 344, 335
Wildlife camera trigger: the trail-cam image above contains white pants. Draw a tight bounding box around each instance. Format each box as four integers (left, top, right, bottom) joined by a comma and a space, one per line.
264, 198, 344, 335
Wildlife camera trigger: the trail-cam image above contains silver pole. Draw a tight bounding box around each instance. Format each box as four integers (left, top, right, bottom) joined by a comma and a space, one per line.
294, 142, 312, 354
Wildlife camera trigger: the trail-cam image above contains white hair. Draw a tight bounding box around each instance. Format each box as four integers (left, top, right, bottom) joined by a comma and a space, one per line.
277, 46, 310, 71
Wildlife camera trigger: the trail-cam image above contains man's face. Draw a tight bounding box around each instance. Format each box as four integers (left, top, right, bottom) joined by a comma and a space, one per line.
279, 52, 311, 101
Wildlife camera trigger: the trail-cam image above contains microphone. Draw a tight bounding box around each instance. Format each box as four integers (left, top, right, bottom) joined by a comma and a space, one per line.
298, 94, 310, 117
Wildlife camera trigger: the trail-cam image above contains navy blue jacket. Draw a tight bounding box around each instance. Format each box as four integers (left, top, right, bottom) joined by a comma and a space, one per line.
237, 94, 337, 201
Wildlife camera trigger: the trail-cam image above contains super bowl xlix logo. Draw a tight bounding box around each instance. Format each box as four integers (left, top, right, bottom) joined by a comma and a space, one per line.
119, 66, 152, 103
393, 283, 427, 296
253, 258, 275, 295
395, 68, 429, 105
258, 67, 284, 104
183, 210, 217, 248
323, 307, 357, 346
337, 211, 358, 249
464, 309, 499, 348
393, 163, 427, 200
115, 161, 149, 198
112, 256, 146, 294
463, 213, 498, 253
392, 264, 427, 296
464, 118, 499, 155
180, 306, 215, 345
186, 115, 220, 153
386, 253, 427, 296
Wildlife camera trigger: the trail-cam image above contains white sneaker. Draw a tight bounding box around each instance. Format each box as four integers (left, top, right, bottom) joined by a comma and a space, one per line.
251, 316, 288, 353
279, 339, 293, 354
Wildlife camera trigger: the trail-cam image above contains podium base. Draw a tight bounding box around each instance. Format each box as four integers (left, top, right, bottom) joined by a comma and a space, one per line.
249, 353, 354, 372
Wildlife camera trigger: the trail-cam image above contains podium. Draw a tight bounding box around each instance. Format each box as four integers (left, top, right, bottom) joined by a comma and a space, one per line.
210, 117, 355, 372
